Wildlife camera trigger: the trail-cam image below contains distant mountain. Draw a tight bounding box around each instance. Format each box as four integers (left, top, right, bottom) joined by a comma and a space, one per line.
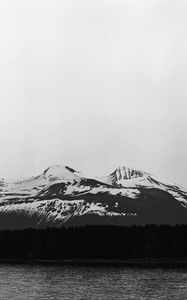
0, 164, 186, 229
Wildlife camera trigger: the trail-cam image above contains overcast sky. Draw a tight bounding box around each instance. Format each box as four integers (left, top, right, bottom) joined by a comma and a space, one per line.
0, 0, 186, 186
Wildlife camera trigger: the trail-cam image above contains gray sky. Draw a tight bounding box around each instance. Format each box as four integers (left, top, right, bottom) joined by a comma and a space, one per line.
0, 0, 186, 187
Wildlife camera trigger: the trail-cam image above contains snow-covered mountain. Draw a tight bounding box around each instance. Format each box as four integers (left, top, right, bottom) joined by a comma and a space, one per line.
0, 164, 186, 229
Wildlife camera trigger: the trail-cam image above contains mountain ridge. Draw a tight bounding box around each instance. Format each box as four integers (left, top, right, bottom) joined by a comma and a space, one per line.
0, 164, 186, 229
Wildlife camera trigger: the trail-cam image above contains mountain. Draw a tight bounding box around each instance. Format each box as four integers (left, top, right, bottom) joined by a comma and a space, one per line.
0, 164, 186, 229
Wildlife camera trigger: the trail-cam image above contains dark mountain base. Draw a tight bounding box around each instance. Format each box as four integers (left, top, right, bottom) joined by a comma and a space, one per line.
0, 225, 186, 260
0, 212, 61, 230
65, 210, 187, 227
0, 203, 186, 230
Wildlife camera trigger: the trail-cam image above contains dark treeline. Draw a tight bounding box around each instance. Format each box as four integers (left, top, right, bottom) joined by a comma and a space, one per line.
0, 225, 186, 260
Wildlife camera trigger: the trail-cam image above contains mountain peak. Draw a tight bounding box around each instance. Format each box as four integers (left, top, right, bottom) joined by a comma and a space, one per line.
97, 165, 147, 187
111, 166, 145, 180
42, 165, 81, 180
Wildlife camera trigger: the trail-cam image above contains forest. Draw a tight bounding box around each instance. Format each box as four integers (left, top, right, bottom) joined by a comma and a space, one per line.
0, 225, 186, 261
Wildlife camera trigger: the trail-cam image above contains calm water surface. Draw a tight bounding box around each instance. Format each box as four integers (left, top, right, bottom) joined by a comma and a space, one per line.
0, 264, 186, 299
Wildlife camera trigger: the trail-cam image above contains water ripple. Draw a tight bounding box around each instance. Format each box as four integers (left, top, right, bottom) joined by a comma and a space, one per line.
0, 264, 186, 299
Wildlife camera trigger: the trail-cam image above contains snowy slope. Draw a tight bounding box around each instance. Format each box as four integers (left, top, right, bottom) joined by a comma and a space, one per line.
0, 164, 186, 229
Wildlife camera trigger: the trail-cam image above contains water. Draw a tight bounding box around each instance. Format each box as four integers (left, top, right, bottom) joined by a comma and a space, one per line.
0, 264, 186, 299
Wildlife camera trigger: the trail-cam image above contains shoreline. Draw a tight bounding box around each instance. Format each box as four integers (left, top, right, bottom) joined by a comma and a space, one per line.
0, 258, 187, 268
